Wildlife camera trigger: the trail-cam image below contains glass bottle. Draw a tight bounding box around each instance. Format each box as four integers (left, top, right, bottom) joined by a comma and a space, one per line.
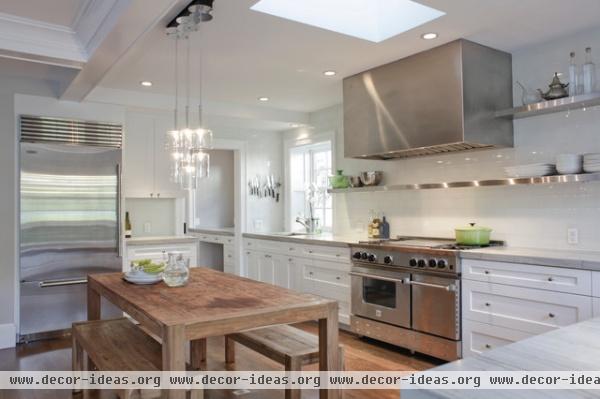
568, 51, 578, 96
583, 47, 596, 94
163, 252, 189, 287
125, 212, 132, 238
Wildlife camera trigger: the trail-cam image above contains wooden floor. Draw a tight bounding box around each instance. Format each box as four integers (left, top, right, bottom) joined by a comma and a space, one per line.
0, 323, 441, 399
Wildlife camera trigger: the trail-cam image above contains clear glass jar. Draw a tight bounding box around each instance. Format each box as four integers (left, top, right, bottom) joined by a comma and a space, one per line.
162, 252, 189, 287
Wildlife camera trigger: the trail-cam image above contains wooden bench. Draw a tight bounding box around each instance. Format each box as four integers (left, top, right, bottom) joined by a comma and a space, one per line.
225, 325, 344, 399
72, 318, 163, 399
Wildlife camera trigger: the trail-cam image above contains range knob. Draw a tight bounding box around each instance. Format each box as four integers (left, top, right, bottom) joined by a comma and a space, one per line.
437, 259, 447, 269
361, 252, 368, 260
409, 258, 418, 267
428, 259, 437, 268
367, 253, 377, 262
352, 252, 362, 260
383, 255, 393, 264
417, 259, 426, 268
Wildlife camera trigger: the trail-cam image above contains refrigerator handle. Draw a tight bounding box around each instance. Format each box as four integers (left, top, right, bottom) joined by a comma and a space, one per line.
38, 278, 88, 288
116, 163, 122, 258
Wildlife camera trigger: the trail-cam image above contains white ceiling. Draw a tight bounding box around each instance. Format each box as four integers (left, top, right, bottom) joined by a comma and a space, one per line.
0, 0, 85, 27
97, 0, 600, 114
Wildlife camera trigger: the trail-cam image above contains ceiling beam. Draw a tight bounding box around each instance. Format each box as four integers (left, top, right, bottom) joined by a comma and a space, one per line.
59, 0, 190, 102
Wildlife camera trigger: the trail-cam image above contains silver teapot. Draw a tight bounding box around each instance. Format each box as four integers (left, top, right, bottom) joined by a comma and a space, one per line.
537, 73, 569, 101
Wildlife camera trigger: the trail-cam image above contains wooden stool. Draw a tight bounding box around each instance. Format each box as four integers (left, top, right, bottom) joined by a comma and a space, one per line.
225, 324, 344, 399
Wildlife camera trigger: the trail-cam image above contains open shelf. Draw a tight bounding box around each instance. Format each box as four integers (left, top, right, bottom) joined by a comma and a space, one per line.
495, 92, 600, 119
327, 172, 600, 193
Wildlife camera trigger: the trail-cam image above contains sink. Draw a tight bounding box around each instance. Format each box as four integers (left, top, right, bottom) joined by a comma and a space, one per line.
270, 232, 306, 237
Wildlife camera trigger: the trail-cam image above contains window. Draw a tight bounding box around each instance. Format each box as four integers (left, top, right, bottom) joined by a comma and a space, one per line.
289, 140, 333, 231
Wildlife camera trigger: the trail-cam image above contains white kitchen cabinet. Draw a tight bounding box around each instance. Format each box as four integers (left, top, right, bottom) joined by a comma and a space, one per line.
125, 242, 198, 272
463, 319, 533, 357
244, 250, 290, 288
463, 279, 592, 336
462, 259, 596, 358
592, 272, 600, 298
462, 259, 592, 296
593, 298, 600, 317
123, 112, 185, 198
242, 238, 351, 324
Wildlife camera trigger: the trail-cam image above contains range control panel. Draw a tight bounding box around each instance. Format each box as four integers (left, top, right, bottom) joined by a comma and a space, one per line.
350, 247, 459, 276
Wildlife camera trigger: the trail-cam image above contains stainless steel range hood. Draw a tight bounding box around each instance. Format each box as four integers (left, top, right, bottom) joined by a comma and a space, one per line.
343, 39, 513, 159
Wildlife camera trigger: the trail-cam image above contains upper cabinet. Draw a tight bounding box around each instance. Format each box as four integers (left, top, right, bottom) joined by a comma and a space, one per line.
123, 112, 186, 198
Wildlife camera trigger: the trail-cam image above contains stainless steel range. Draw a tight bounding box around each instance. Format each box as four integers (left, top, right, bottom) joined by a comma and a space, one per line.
349, 236, 502, 361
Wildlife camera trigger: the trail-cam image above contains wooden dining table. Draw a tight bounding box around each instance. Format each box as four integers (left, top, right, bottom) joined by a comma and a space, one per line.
87, 267, 340, 399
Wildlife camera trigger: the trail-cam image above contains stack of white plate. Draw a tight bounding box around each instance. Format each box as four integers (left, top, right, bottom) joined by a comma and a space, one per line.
583, 153, 600, 173
556, 154, 583, 175
123, 270, 163, 285
504, 163, 556, 178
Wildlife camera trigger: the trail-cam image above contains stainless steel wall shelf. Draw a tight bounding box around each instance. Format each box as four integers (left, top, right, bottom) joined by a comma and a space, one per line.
327, 172, 600, 193
495, 92, 600, 119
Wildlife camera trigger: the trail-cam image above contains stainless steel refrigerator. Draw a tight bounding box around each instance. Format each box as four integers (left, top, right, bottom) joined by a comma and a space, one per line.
19, 115, 123, 342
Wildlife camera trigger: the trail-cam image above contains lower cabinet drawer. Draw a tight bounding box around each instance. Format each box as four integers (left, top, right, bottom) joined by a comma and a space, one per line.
463, 280, 592, 335
463, 259, 592, 295
304, 264, 350, 288
463, 319, 533, 358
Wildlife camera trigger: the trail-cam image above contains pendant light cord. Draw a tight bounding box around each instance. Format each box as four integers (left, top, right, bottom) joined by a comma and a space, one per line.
197, 25, 203, 128
174, 35, 179, 130
185, 36, 191, 128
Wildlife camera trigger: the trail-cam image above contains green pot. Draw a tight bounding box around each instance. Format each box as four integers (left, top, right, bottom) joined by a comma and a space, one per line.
329, 170, 350, 189
455, 223, 492, 246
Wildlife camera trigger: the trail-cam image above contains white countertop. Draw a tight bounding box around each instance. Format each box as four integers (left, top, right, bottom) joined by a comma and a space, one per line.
243, 232, 365, 247
125, 235, 200, 246
404, 316, 600, 399
461, 246, 600, 270
189, 227, 235, 236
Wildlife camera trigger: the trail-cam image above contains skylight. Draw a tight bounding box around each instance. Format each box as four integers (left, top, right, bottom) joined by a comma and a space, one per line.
250, 0, 445, 43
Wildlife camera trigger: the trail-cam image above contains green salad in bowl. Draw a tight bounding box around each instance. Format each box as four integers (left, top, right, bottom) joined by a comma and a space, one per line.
131, 259, 166, 275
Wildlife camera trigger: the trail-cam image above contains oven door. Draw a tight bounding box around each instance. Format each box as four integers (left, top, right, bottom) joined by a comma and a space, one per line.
350, 265, 411, 328
411, 274, 460, 340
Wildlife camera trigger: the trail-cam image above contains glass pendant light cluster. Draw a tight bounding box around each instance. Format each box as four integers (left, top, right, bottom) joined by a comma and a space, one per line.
165, 1, 213, 190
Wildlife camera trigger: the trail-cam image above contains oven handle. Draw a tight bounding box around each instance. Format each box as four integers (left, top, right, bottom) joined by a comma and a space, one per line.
349, 272, 410, 284
409, 280, 457, 292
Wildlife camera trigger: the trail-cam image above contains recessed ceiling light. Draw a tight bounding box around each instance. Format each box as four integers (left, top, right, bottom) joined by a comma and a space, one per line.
140, 81, 153, 87
323, 70, 336, 76
251, 0, 445, 43
421, 32, 438, 40
258, 97, 270, 102
290, 123, 300, 128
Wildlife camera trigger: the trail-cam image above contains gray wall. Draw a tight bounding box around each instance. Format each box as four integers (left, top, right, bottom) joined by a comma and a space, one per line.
194, 149, 235, 228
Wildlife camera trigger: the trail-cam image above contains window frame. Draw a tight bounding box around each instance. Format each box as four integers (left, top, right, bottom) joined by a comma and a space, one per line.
283, 131, 336, 232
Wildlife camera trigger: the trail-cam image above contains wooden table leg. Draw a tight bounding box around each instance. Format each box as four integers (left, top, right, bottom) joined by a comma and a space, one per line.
190, 339, 207, 370
87, 284, 101, 321
162, 325, 191, 399
319, 303, 340, 399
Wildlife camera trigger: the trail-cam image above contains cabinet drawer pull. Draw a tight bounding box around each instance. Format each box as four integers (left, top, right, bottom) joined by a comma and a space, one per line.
157, 193, 161, 198
485, 344, 492, 349
549, 313, 555, 318
265, 254, 272, 258
547, 277, 554, 282
336, 254, 341, 257
289, 258, 293, 262
485, 302, 491, 307
484, 270, 490, 275
336, 276, 341, 280
150, 193, 154, 197
246, 251, 250, 255
309, 271, 314, 276
308, 250, 314, 254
